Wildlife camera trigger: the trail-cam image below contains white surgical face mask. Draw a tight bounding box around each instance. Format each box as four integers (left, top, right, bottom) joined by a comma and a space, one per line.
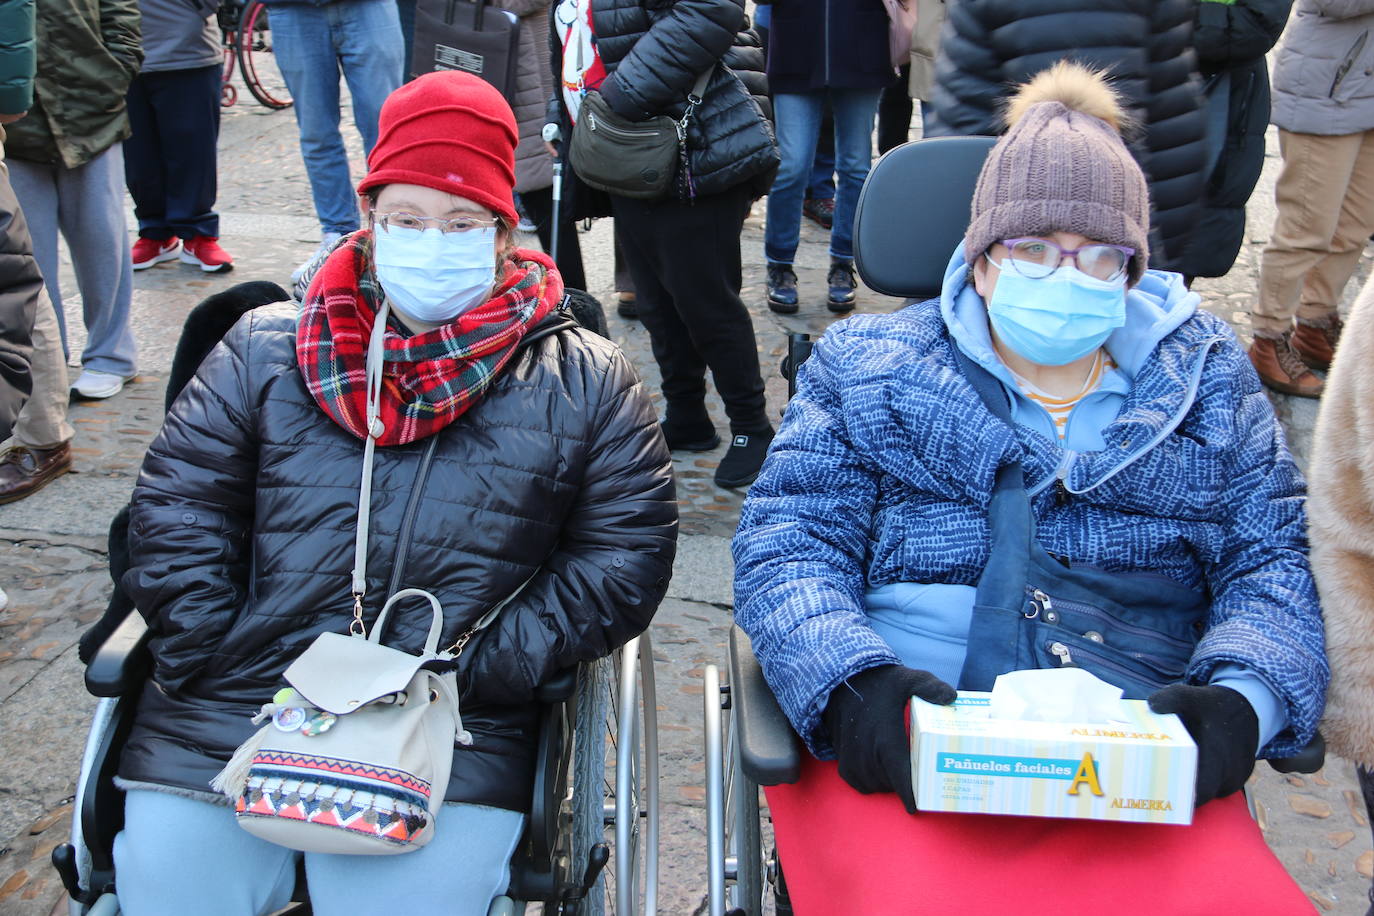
373, 225, 498, 325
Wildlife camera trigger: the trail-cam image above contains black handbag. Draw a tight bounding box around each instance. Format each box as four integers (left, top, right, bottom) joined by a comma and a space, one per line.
568, 69, 713, 201
410, 0, 520, 100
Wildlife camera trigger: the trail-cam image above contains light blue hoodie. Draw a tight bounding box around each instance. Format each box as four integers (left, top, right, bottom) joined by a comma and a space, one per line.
865, 248, 1287, 749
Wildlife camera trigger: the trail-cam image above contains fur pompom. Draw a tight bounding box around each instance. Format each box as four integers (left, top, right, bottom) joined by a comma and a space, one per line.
1004, 61, 1127, 133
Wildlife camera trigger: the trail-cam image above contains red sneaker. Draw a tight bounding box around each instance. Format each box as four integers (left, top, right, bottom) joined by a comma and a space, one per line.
131, 237, 181, 270
179, 236, 234, 273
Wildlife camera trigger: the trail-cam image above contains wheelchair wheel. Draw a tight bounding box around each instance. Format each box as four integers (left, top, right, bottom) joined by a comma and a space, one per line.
570, 633, 660, 915
704, 665, 766, 916
235, 0, 292, 110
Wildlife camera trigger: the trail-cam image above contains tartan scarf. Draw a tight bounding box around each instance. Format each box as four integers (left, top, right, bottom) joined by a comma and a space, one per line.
296, 231, 562, 446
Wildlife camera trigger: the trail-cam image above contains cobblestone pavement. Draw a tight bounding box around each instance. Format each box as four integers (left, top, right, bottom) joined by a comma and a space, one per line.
2, 91, 1373, 915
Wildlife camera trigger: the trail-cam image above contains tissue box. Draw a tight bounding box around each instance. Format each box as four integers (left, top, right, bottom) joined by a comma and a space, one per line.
910, 692, 1197, 825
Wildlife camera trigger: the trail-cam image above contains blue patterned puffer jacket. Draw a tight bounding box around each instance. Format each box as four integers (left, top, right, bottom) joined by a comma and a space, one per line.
733, 261, 1327, 761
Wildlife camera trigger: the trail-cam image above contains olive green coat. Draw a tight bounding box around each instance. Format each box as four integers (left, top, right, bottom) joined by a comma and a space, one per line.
4, 0, 141, 168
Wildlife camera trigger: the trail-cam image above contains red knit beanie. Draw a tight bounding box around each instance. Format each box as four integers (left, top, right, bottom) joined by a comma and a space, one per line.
358, 70, 519, 223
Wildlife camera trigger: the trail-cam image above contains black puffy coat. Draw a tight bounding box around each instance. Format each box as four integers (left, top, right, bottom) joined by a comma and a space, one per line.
927, 0, 1210, 271
1173, 0, 1291, 279
119, 303, 678, 812
582, 0, 779, 199
764, 0, 893, 93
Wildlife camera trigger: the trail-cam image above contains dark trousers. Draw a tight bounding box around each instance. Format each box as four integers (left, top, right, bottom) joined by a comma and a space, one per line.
124, 64, 222, 240
611, 184, 769, 433
877, 64, 913, 155
520, 184, 587, 292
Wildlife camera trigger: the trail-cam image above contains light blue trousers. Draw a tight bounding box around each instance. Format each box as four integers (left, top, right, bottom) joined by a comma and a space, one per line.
8, 147, 137, 376
112, 789, 525, 915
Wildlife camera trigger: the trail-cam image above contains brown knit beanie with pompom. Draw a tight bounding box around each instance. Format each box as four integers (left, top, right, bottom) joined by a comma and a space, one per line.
963, 61, 1150, 283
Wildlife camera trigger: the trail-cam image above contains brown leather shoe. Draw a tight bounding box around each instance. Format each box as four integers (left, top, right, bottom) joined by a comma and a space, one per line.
1249, 334, 1323, 398
1290, 315, 1343, 371
0, 442, 73, 504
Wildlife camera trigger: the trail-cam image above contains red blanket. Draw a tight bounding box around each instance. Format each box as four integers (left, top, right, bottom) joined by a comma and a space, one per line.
765, 756, 1310, 915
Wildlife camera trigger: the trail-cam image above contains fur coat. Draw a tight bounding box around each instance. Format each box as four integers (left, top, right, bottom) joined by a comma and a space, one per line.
1309, 275, 1374, 768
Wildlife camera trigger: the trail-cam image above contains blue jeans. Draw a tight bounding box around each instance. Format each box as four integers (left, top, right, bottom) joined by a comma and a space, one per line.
268, 0, 404, 234
113, 789, 525, 915
765, 88, 881, 264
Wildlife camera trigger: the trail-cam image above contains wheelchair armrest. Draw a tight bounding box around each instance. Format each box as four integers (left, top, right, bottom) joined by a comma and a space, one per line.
84, 612, 152, 697
534, 667, 577, 704
729, 625, 801, 786
1267, 731, 1326, 775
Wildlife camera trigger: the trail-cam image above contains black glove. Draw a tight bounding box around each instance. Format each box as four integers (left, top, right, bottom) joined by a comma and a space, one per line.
1148, 684, 1259, 807
822, 664, 957, 813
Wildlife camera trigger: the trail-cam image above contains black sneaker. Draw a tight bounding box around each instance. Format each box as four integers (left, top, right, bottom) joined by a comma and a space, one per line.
827, 258, 857, 313
767, 263, 799, 314
714, 429, 774, 489
660, 417, 720, 452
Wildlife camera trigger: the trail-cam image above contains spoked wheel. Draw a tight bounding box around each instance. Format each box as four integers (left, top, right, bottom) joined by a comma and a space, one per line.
235, 0, 292, 110
569, 635, 660, 915
704, 665, 766, 916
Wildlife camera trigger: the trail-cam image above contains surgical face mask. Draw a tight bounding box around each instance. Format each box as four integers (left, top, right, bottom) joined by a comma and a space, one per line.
372, 225, 498, 325
985, 260, 1127, 366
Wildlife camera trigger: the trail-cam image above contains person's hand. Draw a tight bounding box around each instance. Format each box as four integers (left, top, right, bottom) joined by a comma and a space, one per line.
0, 111, 26, 124
822, 664, 956, 813
544, 141, 559, 160
1148, 684, 1258, 806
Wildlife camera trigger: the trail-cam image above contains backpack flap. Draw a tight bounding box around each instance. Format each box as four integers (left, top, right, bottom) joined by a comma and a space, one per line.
284, 632, 431, 715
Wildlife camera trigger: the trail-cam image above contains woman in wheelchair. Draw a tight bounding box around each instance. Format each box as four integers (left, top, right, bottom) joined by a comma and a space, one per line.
733, 63, 1326, 913
109, 71, 676, 915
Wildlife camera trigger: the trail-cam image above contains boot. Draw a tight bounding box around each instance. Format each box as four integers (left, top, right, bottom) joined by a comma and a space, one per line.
1249, 333, 1323, 399
767, 263, 799, 315
826, 257, 857, 313
1290, 314, 1343, 371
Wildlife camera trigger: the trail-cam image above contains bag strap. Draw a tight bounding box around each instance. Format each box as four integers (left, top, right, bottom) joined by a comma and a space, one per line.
349, 302, 524, 657
348, 302, 391, 635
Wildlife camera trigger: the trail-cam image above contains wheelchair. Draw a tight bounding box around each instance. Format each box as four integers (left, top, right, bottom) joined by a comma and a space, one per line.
52, 614, 660, 915
45, 282, 658, 915
700, 135, 1329, 916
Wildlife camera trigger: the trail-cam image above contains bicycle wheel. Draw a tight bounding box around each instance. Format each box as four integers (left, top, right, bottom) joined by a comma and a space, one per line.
235, 0, 292, 110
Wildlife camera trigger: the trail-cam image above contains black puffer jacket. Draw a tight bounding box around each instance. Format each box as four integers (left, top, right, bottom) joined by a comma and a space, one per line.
927, 0, 1209, 271
119, 303, 678, 812
584, 0, 779, 199
1173, 0, 1291, 278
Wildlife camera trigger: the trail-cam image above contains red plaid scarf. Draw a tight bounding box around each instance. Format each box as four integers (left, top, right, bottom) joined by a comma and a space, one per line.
296, 231, 561, 445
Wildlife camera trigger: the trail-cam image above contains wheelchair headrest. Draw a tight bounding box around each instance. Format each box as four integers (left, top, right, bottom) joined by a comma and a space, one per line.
853, 136, 998, 301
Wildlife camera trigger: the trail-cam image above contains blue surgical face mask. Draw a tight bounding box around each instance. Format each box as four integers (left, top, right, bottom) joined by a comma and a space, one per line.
373, 225, 498, 325
984, 260, 1127, 366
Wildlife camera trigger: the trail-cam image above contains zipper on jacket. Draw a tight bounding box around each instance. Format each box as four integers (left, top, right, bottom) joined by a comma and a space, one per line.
823, 0, 831, 85
1331, 30, 1369, 98
385, 435, 441, 597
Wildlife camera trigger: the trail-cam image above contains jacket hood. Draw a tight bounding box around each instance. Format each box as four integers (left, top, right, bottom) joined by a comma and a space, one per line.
938, 245, 1198, 384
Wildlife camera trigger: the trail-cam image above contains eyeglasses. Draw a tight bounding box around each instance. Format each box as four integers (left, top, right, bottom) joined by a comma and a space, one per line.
995, 238, 1135, 282
372, 211, 499, 234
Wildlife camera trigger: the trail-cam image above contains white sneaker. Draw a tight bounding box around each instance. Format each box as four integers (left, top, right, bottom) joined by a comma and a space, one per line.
291, 231, 345, 288
0, 585, 8, 611
71, 368, 132, 400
